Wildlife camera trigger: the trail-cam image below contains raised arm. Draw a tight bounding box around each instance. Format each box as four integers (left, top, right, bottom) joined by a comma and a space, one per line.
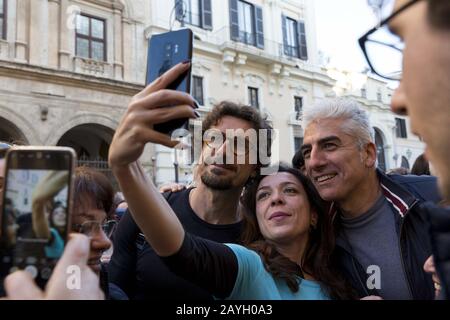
108, 62, 197, 257
31, 171, 68, 239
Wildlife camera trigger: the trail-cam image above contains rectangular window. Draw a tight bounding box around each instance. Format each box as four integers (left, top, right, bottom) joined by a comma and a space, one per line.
248, 87, 259, 109
75, 14, 106, 61
238, 1, 254, 45
0, 0, 6, 40
229, 0, 264, 48
294, 96, 303, 120
282, 16, 307, 60
377, 90, 382, 102
192, 76, 204, 106
187, 0, 201, 27
361, 88, 367, 98
395, 118, 407, 138
176, 0, 213, 30
285, 17, 299, 58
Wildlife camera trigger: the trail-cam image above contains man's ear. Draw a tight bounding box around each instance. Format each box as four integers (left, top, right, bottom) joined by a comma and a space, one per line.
364, 142, 377, 168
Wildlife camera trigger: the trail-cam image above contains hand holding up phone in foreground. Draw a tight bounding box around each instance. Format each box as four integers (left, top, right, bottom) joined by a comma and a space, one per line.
3, 234, 104, 300
109, 62, 198, 169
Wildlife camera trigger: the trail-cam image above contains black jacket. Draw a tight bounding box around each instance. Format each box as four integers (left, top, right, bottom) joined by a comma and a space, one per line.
333, 170, 441, 299
422, 203, 450, 300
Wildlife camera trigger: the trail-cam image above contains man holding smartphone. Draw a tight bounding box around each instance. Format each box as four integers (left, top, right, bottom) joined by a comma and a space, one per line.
108, 62, 272, 300
365, 0, 450, 299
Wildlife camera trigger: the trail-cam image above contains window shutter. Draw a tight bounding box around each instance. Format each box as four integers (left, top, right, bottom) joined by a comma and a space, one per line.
297, 20, 308, 60
229, 0, 239, 41
282, 15, 288, 55
175, 0, 184, 21
201, 0, 213, 30
254, 5, 264, 49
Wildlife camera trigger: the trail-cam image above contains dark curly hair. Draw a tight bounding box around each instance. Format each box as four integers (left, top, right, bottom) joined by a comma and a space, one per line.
240, 163, 357, 300
201, 101, 273, 169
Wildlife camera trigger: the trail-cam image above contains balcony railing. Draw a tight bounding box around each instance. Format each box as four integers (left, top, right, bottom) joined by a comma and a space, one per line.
194, 26, 315, 69
283, 44, 300, 59
182, 11, 202, 28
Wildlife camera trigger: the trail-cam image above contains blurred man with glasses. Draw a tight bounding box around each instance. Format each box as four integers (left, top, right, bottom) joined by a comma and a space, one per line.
361, 0, 450, 299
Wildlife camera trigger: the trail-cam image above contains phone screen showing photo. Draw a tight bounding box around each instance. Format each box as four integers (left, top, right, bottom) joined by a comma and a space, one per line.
0, 150, 73, 289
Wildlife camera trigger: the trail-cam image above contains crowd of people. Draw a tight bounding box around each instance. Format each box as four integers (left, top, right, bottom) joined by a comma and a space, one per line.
0, 0, 448, 300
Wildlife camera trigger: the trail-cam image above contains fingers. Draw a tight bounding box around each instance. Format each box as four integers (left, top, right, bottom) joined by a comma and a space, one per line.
50, 233, 90, 275
139, 62, 191, 96
360, 295, 383, 300
4, 271, 44, 300
128, 105, 197, 127
131, 89, 195, 111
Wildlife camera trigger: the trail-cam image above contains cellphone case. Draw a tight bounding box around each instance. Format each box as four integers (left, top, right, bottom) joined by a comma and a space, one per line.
146, 29, 194, 135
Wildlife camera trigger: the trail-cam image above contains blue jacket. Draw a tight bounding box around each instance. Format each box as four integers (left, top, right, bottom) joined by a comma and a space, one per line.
332, 170, 441, 299
421, 202, 450, 300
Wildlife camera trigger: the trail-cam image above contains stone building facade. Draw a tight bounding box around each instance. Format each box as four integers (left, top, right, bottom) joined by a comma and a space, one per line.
0, 0, 424, 187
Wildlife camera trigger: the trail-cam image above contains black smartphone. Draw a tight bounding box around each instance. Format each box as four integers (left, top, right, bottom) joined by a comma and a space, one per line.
0, 147, 76, 290
146, 28, 194, 135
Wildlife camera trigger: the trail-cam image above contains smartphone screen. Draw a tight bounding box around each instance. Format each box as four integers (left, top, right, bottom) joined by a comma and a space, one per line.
146, 28, 194, 135
0, 147, 75, 290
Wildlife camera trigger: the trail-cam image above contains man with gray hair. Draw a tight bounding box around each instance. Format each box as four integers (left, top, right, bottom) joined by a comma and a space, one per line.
301, 97, 441, 299
361, 0, 450, 299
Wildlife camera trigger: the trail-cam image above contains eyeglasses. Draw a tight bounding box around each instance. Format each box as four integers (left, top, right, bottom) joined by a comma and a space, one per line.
72, 220, 117, 238
359, 0, 421, 80
203, 129, 257, 157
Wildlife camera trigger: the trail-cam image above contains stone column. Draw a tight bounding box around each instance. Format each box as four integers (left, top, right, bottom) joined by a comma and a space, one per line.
48, 0, 60, 69
113, 3, 124, 81
15, 0, 29, 63
29, 0, 48, 66
58, 0, 71, 70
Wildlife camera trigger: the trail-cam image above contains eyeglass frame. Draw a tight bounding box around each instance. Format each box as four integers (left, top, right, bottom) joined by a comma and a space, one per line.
358, 0, 421, 80
72, 219, 117, 238
203, 129, 257, 157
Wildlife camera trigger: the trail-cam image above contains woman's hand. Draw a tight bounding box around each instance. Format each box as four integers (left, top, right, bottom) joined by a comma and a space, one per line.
159, 182, 186, 193
4, 234, 104, 300
108, 61, 198, 169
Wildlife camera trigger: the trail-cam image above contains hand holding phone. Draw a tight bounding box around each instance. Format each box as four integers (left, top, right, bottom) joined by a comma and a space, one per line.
146, 28, 196, 135
109, 62, 198, 169
0, 147, 75, 291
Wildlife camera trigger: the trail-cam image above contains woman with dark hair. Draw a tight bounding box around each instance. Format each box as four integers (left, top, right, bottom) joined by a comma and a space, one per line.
411, 153, 431, 176
70, 166, 125, 299
113, 162, 356, 299
239, 164, 355, 299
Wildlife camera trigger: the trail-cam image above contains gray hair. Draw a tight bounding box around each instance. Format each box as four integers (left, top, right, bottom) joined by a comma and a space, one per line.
301, 98, 374, 149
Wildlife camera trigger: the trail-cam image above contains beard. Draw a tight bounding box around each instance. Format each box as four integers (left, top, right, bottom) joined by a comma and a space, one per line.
200, 168, 234, 190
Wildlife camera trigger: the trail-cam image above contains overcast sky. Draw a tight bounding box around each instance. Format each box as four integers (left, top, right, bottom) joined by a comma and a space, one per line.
314, 0, 377, 73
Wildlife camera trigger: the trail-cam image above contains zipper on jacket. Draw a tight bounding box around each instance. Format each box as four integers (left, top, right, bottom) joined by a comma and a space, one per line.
351, 253, 370, 297
398, 201, 417, 300
338, 237, 371, 297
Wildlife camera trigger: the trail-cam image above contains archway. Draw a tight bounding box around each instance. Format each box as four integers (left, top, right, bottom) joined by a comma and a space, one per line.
57, 124, 118, 189
0, 117, 29, 145
401, 156, 410, 170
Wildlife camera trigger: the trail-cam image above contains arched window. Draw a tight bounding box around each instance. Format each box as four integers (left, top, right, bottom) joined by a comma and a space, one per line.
374, 128, 386, 172
401, 156, 410, 170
